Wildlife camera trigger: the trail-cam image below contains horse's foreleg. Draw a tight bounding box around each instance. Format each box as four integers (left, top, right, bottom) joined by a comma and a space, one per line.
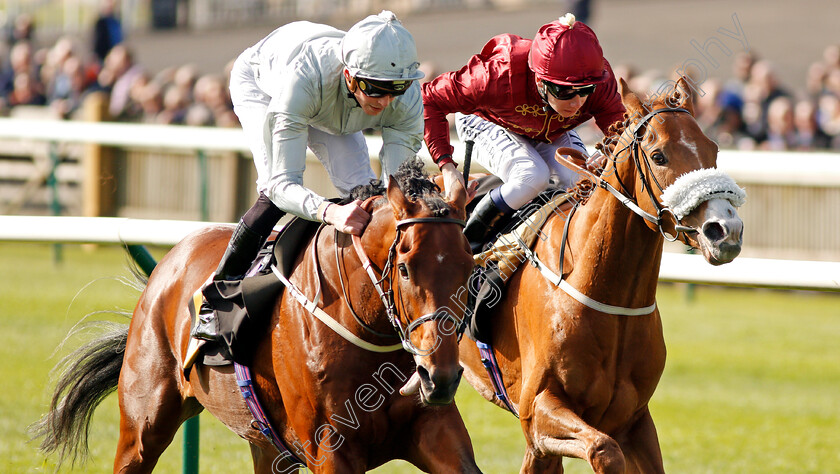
522, 390, 625, 474
617, 406, 665, 474
407, 405, 482, 473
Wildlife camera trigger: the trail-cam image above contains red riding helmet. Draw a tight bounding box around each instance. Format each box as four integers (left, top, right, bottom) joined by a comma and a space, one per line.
528, 13, 609, 85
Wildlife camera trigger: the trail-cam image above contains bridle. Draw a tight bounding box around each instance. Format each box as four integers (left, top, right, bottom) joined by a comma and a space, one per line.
349, 215, 467, 355
271, 209, 465, 354
563, 107, 698, 243
620, 107, 700, 241
521, 107, 698, 316
525, 105, 744, 316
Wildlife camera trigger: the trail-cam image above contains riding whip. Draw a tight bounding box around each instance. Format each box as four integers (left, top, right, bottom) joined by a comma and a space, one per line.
463, 139, 474, 183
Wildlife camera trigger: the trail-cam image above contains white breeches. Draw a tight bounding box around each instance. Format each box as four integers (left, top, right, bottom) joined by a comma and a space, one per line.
455, 112, 588, 210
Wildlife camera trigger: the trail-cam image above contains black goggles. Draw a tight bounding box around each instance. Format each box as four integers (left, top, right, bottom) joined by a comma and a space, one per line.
356, 77, 412, 97
542, 81, 597, 101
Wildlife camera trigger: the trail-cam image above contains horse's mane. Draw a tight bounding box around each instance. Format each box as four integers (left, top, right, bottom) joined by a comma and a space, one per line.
567, 114, 631, 205
345, 157, 450, 217
568, 83, 693, 205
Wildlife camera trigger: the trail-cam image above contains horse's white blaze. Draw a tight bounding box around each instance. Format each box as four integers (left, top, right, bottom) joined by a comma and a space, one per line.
678, 129, 699, 159
436, 253, 445, 263
702, 197, 736, 217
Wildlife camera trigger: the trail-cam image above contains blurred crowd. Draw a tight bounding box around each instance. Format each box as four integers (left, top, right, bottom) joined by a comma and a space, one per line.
1, 10, 840, 151
609, 46, 840, 152
0, 9, 239, 128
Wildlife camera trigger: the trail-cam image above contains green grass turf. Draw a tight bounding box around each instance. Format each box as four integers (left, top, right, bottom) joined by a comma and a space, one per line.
2, 242, 838, 473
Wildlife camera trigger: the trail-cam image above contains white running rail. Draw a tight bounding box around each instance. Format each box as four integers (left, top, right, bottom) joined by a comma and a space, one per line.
2, 215, 838, 292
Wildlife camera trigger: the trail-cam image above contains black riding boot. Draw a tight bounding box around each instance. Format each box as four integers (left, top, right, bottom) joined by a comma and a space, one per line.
214, 220, 267, 281
191, 220, 268, 341
464, 189, 515, 253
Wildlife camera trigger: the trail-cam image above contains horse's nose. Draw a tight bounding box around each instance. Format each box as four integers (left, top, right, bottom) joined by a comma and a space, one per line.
417, 364, 464, 405
702, 215, 743, 264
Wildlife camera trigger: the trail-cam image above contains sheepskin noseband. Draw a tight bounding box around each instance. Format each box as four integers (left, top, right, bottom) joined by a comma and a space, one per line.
660, 168, 746, 220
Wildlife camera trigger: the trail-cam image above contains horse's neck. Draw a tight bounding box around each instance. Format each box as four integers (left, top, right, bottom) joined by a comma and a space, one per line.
556, 187, 664, 306
312, 209, 394, 334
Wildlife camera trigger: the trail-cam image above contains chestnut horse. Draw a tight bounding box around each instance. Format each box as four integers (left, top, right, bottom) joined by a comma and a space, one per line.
459, 78, 745, 473
34, 166, 481, 472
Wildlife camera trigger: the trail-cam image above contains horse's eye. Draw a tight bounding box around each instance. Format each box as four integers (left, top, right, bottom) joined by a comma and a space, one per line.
397, 263, 410, 280
652, 151, 668, 165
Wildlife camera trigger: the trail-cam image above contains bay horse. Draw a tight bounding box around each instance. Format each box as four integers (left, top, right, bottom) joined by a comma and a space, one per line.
33, 163, 481, 472
459, 78, 745, 473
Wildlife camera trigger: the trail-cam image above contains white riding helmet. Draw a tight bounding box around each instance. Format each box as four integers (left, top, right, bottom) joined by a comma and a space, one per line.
341, 10, 424, 82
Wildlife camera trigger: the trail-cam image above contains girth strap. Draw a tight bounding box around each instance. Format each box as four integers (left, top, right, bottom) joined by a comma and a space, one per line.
234, 363, 306, 467
476, 341, 519, 417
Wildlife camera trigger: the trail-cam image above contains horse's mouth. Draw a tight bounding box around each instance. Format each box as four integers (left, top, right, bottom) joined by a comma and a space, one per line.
419, 383, 460, 406
419, 392, 456, 406
701, 241, 742, 266
419, 367, 462, 405
400, 366, 463, 406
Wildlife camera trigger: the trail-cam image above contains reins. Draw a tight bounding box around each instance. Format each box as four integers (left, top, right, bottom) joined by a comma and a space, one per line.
525, 106, 698, 316
627, 107, 699, 241
516, 202, 658, 316
270, 238, 404, 352
335, 228, 397, 339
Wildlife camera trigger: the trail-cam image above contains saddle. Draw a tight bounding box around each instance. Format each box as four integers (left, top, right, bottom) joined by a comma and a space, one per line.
188, 217, 321, 368
465, 184, 574, 343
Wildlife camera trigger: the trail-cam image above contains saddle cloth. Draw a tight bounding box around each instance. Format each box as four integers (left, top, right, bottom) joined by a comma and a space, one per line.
188, 217, 321, 369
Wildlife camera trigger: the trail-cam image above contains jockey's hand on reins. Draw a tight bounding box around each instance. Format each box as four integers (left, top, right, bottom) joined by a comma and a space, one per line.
324, 200, 370, 235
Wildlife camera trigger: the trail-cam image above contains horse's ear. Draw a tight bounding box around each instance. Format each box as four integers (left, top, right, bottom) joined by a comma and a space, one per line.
672, 76, 696, 115
386, 176, 415, 219
618, 77, 644, 116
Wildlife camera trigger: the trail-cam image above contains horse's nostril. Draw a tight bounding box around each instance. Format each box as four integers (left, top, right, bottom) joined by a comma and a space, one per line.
416, 365, 431, 385
703, 221, 725, 242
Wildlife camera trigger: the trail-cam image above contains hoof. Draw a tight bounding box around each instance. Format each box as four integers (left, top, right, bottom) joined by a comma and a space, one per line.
588, 435, 625, 474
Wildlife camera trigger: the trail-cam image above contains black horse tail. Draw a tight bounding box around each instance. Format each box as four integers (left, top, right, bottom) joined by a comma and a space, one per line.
29, 319, 129, 469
